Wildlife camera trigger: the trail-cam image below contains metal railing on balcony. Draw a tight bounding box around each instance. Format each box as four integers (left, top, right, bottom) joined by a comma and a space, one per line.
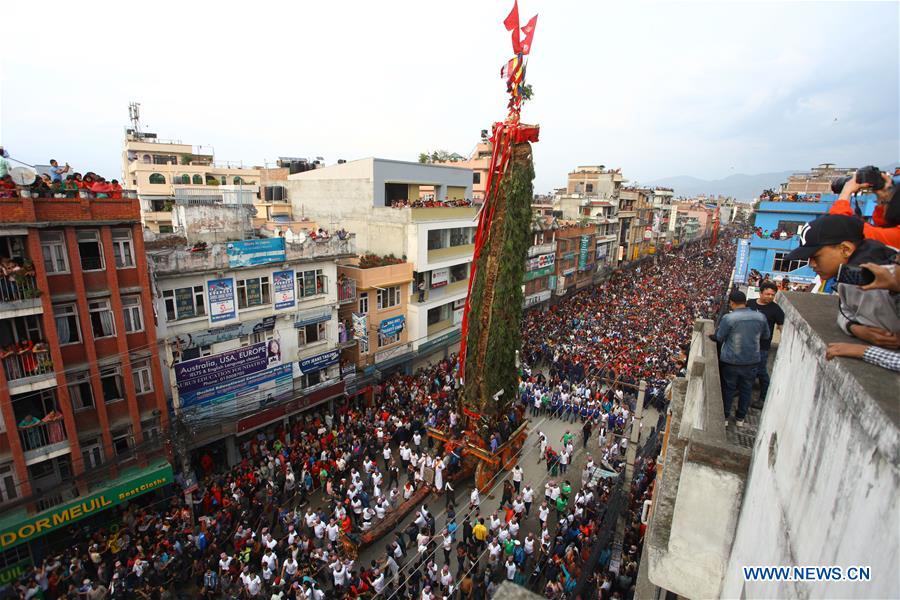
18, 418, 67, 452
337, 278, 357, 304
3, 350, 53, 382
0, 276, 40, 304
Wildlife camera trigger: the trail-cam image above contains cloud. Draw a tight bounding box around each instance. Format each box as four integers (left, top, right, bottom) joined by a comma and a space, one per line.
1, 0, 897, 195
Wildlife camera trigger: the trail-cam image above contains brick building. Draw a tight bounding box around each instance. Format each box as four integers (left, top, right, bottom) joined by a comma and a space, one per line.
0, 196, 171, 568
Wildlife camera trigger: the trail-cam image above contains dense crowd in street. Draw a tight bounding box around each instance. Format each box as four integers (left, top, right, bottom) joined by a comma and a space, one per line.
5, 231, 737, 600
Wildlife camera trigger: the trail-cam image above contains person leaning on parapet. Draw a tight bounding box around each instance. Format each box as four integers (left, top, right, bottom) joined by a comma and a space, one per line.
784, 214, 899, 350
711, 289, 770, 427
826, 260, 900, 372
830, 167, 900, 248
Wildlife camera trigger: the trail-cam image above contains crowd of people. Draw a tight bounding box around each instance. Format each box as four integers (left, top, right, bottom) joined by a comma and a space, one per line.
389, 198, 474, 209
0, 153, 123, 199
757, 189, 822, 202
4, 229, 740, 600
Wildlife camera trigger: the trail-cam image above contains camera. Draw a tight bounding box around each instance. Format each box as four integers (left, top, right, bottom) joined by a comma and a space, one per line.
830, 165, 886, 194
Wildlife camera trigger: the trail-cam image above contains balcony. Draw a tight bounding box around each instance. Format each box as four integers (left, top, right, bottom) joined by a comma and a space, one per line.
18, 418, 69, 464
0, 197, 141, 224
427, 243, 475, 263
337, 278, 357, 305
339, 260, 413, 291
2, 347, 54, 386
642, 295, 899, 599
527, 242, 556, 257
0, 275, 42, 317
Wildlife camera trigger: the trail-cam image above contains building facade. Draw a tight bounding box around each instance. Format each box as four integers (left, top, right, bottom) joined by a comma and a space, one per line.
523, 217, 558, 311
147, 235, 354, 468
0, 195, 170, 570
554, 222, 599, 296
282, 158, 475, 369
122, 132, 292, 235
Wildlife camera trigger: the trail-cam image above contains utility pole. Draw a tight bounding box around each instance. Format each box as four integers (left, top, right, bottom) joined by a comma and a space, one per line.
625, 380, 646, 483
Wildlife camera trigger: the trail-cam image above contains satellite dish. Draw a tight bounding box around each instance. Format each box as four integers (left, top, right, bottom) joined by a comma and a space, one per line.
10, 167, 36, 186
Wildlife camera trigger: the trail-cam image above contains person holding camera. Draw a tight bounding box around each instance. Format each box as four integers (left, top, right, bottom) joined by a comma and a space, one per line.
784, 215, 898, 350
826, 261, 900, 371
830, 166, 900, 247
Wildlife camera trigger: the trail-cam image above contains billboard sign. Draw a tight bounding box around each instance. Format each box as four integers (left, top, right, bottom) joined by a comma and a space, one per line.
170, 315, 275, 350
379, 315, 406, 336
298, 349, 340, 375
578, 235, 590, 270
226, 238, 286, 268
206, 278, 238, 325
273, 270, 296, 311
430, 267, 449, 288
526, 253, 555, 272
175, 342, 292, 420
733, 238, 751, 284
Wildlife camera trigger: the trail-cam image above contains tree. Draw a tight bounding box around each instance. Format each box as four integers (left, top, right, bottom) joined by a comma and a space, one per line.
418, 150, 464, 164
463, 140, 535, 423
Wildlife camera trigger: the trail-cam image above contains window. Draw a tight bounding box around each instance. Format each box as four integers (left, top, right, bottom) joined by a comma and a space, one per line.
236, 276, 271, 309
80, 439, 104, 470
178, 344, 211, 362
111, 428, 133, 457
449, 263, 469, 283
131, 358, 153, 394
148, 173, 166, 184
376, 286, 401, 310
158, 225, 174, 234
427, 229, 444, 250
77, 231, 104, 271
449, 227, 475, 247
40, 231, 69, 274
378, 331, 401, 348
359, 336, 369, 355
53, 304, 81, 345
180, 174, 190, 184
192, 174, 203, 185
121, 296, 144, 333
298, 322, 327, 347
358, 292, 369, 314
100, 366, 124, 403
162, 286, 206, 321
776, 220, 806, 235
296, 270, 327, 299
88, 300, 115, 338
586, 183, 594, 193
112, 229, 135, 268
141, 417, 161, 444
473, 172, 481, 185
772, 252, 809, 273
0, 464, 17, 503
300, 370, 324, 389
233, 177, 244, 185
68, 371, 94, 410
427, 303, 452, 326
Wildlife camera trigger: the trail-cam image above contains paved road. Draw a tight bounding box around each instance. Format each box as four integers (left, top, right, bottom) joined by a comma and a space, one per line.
355, 411, 619, 595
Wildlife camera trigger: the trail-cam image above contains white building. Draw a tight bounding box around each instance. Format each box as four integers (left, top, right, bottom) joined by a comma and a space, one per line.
282, 158, 475, 369
148, 235, 354, 465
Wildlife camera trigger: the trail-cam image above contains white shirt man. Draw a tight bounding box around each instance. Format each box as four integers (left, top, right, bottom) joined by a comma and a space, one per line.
512, 465, 523, 484
326, 520, 340, 543
373, 570, 387, 594
523, 486, 534, 505
523, 534, 535, 556
538, 503, 550, 526
488, 540, 502, 564
245, 572, 262, 597
505, 557, 517, 580
512, 498, 525, 517
383, 445, 392, 463
508, 519, 520, 538
470, 488, 480, 508
413, 432, 422, 448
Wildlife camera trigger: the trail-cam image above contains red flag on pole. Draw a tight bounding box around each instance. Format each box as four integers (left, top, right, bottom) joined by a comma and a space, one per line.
520, 14, 538, 55
504, 1, 523, 53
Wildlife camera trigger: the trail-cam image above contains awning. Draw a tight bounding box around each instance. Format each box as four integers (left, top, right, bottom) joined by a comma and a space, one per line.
0, 459, 173, 551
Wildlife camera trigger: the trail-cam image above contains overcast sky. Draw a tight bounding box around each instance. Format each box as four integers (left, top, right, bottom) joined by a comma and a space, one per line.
1, 1, 897, 194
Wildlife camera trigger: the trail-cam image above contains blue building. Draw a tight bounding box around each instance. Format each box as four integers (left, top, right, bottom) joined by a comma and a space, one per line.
748, 193, 879, 282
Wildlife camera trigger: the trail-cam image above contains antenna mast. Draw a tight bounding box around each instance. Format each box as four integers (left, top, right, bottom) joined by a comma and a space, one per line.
128, 102, 142, 136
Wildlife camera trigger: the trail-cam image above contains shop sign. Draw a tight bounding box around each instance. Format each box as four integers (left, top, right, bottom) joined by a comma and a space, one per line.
273, 270, 296, 310
430, 268, 449, 288
206, 278, 238, 325
0, 461, 173, 551
298, 349, 340, 374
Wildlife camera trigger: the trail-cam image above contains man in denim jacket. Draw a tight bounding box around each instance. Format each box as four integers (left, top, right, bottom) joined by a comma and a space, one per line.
714, 290, 770, 426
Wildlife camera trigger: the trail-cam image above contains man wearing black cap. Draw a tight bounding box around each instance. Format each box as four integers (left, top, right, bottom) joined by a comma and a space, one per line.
714, 290, 770, 426
784, 214, 898, 349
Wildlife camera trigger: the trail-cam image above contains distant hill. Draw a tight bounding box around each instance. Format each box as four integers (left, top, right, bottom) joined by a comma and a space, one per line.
646, 162, 899, 202
645, 171, 795, 202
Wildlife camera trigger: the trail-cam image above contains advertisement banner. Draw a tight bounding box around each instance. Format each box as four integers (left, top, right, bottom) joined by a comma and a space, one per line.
176, 342, 291, 420
596, 243, 608, 260
170, 315, 275, 350
452, 306, 464, 325
430, 267, 449, 288
298, 349, 340, 374
379, 315, 406, 336
206, 278, 238, 325
733, 238, 751, 284
226, 238, 286, 267
578, 236, 590, 270
526, 253, 555, 272
273, 270, 296, 311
